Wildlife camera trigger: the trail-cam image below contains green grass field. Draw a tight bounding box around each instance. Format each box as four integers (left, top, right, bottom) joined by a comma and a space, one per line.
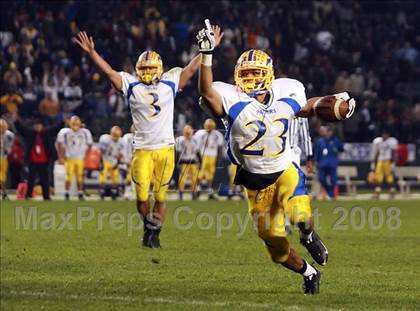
1, 199, 420, 310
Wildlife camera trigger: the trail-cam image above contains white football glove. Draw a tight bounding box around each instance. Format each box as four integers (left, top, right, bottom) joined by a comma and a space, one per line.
333, 92, 356, 119
197, 19, 216, 53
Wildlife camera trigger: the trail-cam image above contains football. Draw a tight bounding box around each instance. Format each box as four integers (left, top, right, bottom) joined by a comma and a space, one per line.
309, 95, 350, 122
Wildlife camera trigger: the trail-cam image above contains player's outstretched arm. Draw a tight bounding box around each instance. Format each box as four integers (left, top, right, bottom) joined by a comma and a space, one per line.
180, 24, 224, 90
197, 20, 224, 117
179, 54, 201, 90
75, 31, 122, 91
298, 92, 356, 122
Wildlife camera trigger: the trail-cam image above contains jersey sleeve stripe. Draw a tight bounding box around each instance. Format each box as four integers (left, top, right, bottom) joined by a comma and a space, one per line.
227, 101, 251, 124
278, 97, 301, 115
127, 81, 141, 100
160, 80, 176, 97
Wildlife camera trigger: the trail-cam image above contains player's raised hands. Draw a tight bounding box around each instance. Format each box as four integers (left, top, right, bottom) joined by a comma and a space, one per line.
75, 31, 95, 53
197, 19, 224, 53
213, 25, 224, 48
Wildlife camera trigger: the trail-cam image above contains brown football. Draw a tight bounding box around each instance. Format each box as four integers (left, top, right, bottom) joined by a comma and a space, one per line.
309, 95, 350, 122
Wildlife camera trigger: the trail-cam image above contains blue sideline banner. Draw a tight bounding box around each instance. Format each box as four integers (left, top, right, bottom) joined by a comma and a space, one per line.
339, 143, 416, 163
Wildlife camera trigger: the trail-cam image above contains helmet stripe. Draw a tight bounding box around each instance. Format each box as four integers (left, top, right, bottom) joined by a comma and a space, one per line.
247, 50, 254, 61
145, 51, 149, 60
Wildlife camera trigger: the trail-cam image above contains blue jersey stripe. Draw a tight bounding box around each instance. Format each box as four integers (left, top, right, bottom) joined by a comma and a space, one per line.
278, 97, 301, 115
227, 101, 251, 125
291, 162, 308, 197
127, 81, 141, 100
160, 80, 176, 98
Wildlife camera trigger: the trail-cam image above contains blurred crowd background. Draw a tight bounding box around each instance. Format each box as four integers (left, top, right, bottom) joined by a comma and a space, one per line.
1, 0, 420, 142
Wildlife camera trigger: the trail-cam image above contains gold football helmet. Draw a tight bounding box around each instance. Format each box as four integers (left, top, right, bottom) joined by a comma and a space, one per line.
234, 49, 274, 96
136, 51, 163, 84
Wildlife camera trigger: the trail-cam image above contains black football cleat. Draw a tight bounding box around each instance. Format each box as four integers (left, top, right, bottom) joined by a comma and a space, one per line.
300, 231, 328, 266
150, 228, 161, 248
303, 268, 321, 294
141, 227, 153, 248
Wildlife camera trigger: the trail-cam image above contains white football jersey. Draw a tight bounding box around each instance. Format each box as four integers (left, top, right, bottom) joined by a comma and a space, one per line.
0, 130, 15, 157
175, 136, 200, 163
56, 128, 93, 159
99, 134, 125, 165
214, 78, 307, 174
194, 129, 224, 157
119, 68, 182, 150
122, 133, 134, 163
371, 136, 398, 161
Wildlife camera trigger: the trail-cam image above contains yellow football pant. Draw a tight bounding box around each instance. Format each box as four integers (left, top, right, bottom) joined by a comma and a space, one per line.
375, 160, 394, 184
64, 159, 85, 184
178, 163, 199, 192
0, 157, 8, 183
131, 147, 175, 202
199, 155, 217, 182
99, 161, 119, 186
245, 163, 311, 263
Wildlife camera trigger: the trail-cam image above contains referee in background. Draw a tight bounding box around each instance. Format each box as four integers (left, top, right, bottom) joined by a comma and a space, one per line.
289, 117, 314, 172
286, 116, 314, 234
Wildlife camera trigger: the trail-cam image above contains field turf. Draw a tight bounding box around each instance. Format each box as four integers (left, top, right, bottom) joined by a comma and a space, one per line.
1, 199, 419, 310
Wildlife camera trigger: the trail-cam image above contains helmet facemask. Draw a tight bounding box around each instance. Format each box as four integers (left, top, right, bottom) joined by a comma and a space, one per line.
136, 51, 163, 84
234, 50, 274, 97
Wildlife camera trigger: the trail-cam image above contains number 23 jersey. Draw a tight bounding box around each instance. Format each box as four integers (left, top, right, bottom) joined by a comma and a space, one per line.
213, 78, 307, 174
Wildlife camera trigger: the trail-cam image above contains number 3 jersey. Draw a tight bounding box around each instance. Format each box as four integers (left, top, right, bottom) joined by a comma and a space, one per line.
213, 78, 307, 174
119, 68, 182, 150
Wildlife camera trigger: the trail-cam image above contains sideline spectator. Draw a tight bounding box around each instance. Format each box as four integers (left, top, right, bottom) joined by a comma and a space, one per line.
14, 118, 62, 200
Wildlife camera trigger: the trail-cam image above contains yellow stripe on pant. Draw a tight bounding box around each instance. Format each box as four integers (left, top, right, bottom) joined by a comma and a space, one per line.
131, 146, 175, 202
245, 163, 311, 263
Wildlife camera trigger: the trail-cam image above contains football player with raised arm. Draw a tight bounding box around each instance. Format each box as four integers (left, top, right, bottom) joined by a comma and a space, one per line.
56, 116, 93, 200
75, 31, 222, 248
196, 20, 355, 294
